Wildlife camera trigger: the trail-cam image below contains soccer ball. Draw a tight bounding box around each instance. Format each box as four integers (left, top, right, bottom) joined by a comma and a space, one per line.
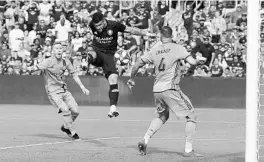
114, 49, 130, 66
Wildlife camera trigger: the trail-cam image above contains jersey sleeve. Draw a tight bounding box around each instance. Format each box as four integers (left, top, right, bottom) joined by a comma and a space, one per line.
116, 21, 126, 32
36, 59, 51, 70
177, 45, 191, 60
141, 50, 153, 64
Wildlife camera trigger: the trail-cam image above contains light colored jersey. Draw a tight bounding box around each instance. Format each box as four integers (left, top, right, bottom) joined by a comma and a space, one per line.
141, 42, 190, 92
36, 57, 75, 93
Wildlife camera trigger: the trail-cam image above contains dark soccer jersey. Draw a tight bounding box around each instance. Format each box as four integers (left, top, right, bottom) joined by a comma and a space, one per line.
89, 20, 126, 54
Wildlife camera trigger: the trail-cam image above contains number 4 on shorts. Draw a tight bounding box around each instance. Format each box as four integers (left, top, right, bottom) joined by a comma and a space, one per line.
158, 58, 166, 72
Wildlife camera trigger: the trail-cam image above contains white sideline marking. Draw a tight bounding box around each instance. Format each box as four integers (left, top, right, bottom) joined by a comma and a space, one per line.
0, 136, 244, 151
0, 137, 120, 150
120, 137, 245, 142
81, 119, 245, 124
0, 117, 244, 124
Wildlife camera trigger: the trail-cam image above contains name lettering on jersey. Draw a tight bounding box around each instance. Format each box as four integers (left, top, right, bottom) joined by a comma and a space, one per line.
94, 36, 114, 44
156, 48, 171, 55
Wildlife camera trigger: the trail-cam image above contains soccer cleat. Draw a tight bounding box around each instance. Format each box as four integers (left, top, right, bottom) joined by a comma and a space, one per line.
138, 142, 147, 156
108, 111, 119, 118
58, 109, 62, 114
71, 133, 80, 141
108, 105, 119, 118
183, 150, 204, 157
61, 125, 72, 137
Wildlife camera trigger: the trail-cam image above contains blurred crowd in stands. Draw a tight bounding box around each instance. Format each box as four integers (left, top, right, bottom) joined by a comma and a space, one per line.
0, 0, 249, 78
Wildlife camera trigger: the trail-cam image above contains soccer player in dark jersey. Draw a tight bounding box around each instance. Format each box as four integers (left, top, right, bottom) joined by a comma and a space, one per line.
87, 12, 156, 118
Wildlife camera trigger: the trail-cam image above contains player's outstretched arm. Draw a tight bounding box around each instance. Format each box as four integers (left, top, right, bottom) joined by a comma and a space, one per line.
185, 55, 206, 66
124, 26, 156, 37
72, 74, 90, 95
127, 59, 146, 89
67, 60, 90, 95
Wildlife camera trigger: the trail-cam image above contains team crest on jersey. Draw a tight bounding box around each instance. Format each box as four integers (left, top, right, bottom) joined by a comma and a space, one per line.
107, 29, 113, 36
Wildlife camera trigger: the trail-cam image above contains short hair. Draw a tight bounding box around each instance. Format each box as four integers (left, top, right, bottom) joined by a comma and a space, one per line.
53, 41, 62, 46
160, 26, 172, 38
92, 12, 104, 24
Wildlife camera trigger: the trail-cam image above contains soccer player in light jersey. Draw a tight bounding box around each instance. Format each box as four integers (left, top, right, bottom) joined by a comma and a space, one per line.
127, 26, 205, 157
28, 42, 90, 140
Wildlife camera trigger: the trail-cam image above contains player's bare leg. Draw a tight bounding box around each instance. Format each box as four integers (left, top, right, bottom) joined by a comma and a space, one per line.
138, 109, 168, 155
107, 73, 119, 118
60, 110, 80, 141
183, 116, 204, 157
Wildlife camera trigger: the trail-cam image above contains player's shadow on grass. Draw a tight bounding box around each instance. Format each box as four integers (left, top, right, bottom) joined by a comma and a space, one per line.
25, 133, 71, 140
126, 145, 183, 156
84, 139, 107, 147
23, 134, 108, 147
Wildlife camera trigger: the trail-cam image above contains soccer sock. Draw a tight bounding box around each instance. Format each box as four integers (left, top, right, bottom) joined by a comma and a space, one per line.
63, 113, 75, 134
109, 84, 119, 106
143, 118, 163, 144
185, 121, 196, 153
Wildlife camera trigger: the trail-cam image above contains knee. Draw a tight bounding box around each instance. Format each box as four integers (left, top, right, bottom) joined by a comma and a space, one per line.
71, 107, 80, 116
108, 73, 118, 85
60, 109, 71, 116
186, 114, 197, 123
159, 110, 170, 124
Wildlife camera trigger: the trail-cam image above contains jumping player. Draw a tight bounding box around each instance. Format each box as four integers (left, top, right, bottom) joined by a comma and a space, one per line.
127, 26, 204, 157
28, 42, 90, 140
87, 12, 156, 118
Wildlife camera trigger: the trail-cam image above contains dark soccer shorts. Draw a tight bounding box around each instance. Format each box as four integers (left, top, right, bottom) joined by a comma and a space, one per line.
91, 46, 118, 78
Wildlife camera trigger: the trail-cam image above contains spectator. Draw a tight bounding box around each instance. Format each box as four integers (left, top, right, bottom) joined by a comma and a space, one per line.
166, 7, 184, 37
211, 11, 226, 43
105, 11, 116, 21
216, 1, 226, 17
72, 32, 84, 52
38, 0, 52, 24
224, 47, 235, 65
236, 13, 247, 32
9, 22, 24, 51
73, 51, 83, 76
230, 55, 244, 72
52, 0, 64, 22
17, 42, 30, 60
4, 0, 17, 29
26, 2, 39, 31
126, 8, 140, 27
193, 66, 209, 77
18, 16, 27, 31
226, 4, 246, 29
0, 43, 11, 58
28, 23, 37, 45
157, 0, 169, 17
182, 1, 201, 38
203, 36, 215, 67
106, 1, 119, 18
36, 19, 48, 45
135, 4, 151, 51
222, 67, 234, 78
42, 37, 52, 58
55, 14, 71, 42
216, 53, 228, 70
77, 40, 88, 59
210, 58, 223, 77
174, 26, 188, 43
